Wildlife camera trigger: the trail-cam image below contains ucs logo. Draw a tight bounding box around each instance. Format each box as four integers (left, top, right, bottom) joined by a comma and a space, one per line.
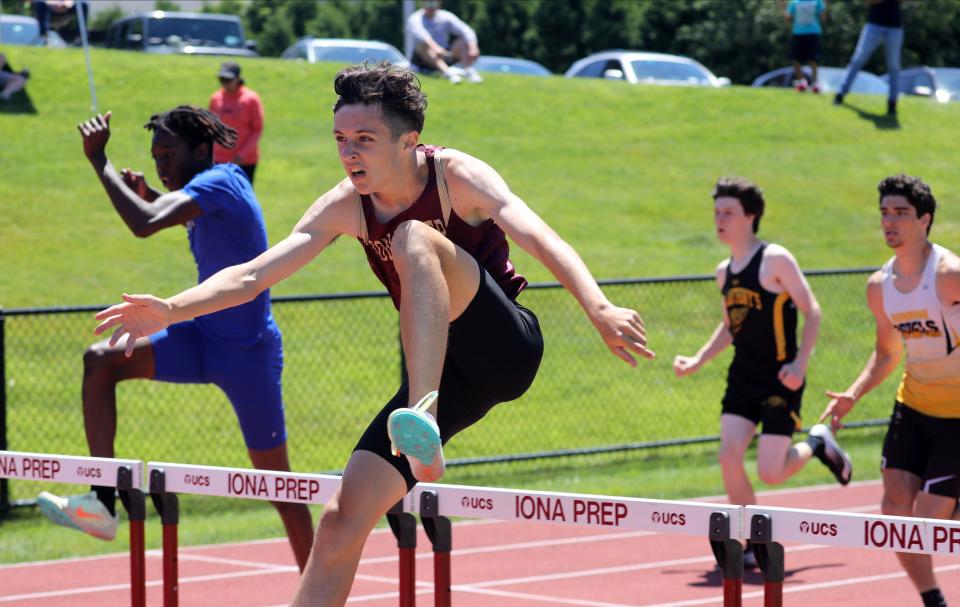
651, 511, 686, 526
799, 520, 837, 537
461, 496, 493, 510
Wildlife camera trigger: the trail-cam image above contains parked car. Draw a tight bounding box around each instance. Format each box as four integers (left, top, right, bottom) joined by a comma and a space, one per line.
280, 38, 408, 67
751, 66, 887, 96
106, 11, 257, 57
565, 50, 730, 88
0, 14, 66, 47
466, 55, 551, 77
884, 66, 960, 103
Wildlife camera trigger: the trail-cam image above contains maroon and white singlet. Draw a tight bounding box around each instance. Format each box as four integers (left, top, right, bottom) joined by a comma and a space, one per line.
355, 145, 527, 308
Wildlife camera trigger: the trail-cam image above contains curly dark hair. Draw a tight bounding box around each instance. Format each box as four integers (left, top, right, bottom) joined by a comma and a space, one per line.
713, 176, 765, 233
144, 105, 237, 157
878, 174, 937, 234
333, 62, 428, 139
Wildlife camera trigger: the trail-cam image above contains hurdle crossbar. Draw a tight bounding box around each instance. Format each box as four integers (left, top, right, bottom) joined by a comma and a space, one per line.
747, 504, 960, 606
404, 482, 744, 606
146, 461, 347, 607
0, 450, 146, 607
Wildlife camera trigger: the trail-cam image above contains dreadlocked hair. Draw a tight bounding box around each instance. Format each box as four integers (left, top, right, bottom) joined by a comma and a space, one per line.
144, 105, 238, 152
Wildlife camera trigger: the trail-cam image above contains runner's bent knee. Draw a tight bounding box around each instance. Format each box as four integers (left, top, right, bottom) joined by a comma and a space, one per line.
392, 220, 445, 261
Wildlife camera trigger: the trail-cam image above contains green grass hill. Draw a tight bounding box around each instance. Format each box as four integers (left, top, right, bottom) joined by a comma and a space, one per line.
2, 46, 959, 308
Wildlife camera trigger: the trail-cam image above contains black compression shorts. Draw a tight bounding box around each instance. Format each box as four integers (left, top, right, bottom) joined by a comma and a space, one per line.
791, 34, 821, 63
721, 362, 804, 436
353, 265, 544, 490
882, 402, 960, 499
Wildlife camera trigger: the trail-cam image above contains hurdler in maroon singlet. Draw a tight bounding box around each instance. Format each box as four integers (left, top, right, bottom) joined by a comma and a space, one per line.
356, 145, 527, 308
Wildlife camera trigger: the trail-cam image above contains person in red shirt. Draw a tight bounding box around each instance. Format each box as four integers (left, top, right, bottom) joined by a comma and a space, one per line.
209, 62, 264, 185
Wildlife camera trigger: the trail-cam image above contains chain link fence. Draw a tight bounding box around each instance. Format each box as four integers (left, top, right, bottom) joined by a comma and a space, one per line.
2, 269, 897, 509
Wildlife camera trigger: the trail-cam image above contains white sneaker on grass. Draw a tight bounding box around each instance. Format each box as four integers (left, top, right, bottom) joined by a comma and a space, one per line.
464, 67, 484, 83
37, 491, 119, 541
445, 71, 462, 84
388, 391, 445, 482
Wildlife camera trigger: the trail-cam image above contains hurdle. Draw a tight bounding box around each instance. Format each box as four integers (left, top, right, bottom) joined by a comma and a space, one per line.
400, 482, 745, 607
746, 504, 960, 607
147, 461, 342, 606
0, 449, 146, 607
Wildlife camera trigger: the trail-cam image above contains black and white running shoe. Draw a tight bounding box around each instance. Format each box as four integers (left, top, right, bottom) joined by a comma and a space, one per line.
809, 424, 853, 485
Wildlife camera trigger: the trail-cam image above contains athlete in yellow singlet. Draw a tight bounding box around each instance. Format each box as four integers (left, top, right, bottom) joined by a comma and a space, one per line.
821, 174, 960, 607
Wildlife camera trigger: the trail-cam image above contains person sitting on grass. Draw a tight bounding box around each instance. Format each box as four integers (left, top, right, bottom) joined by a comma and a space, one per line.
0, 53, 28, 102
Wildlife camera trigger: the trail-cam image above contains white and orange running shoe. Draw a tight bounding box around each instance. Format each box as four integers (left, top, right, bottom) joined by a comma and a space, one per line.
37, 491, 119, 541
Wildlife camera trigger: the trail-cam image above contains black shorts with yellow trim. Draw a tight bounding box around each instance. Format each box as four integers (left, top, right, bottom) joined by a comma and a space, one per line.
882, 401, 960, 499
721, 362, 804, 436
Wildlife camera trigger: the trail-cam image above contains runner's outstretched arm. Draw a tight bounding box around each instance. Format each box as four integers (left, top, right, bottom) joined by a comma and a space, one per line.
94, 181, 358, 355
820, 272, 902, 429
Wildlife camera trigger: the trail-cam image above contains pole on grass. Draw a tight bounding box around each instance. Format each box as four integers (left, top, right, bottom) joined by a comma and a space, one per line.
76, 1, 98, 112
402, 0, 415, 60
0, 308, 8, 520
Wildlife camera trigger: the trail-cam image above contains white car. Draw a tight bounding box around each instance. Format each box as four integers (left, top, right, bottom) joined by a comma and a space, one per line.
565, 50, 730, 88
281, 38, 409, 68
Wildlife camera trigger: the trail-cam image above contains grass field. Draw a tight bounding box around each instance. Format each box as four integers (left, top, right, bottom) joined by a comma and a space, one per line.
2, 46, 959, 563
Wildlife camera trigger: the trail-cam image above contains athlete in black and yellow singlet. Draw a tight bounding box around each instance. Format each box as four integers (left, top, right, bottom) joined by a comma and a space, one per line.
721, 243, 803, 436
675, 178, 851, 569
723, 243, 798, 369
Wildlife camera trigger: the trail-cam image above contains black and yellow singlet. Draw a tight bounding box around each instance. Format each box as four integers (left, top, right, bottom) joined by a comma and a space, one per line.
722, 243, 798, 367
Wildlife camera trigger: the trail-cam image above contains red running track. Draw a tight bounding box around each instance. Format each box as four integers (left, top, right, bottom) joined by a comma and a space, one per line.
4, 480, 960, 606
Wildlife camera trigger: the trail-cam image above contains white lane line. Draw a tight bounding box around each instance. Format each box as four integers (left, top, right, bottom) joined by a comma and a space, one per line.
639, 563, 960, 607
0, 566, 294, 602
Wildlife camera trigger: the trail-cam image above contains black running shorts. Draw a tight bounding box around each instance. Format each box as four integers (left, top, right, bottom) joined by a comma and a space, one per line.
882, 402, 960, 499
790, 34, 821, 63
353, 265, 544, 490
721, 361, 804, 436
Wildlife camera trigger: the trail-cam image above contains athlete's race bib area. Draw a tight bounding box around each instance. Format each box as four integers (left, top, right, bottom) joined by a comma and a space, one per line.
5, 449, 960, 606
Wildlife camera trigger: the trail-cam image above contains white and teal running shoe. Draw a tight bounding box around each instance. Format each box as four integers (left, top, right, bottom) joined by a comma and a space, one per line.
387, 390, 445, 482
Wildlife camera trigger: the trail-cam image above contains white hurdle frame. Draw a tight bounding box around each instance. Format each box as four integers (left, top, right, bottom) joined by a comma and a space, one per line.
0, 450, 146, 607
402, 482, 745, 607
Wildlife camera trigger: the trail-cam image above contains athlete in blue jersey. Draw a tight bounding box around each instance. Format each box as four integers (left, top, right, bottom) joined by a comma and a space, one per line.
36, 107, 313, 571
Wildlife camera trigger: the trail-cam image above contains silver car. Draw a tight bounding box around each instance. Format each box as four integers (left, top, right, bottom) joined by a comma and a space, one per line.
0, 15, 66, 47
281, 38, 409, 68
885, 66, 960, 103
565, 50, 729, 87
470, 56, 551, 77
752, 66, 887, 96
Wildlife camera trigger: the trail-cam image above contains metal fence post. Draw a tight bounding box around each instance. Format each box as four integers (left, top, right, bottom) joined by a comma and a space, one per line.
0, 307, 8, 520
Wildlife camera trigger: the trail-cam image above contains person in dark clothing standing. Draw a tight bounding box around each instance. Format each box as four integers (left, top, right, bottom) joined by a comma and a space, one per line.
834, 0, 905, 115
